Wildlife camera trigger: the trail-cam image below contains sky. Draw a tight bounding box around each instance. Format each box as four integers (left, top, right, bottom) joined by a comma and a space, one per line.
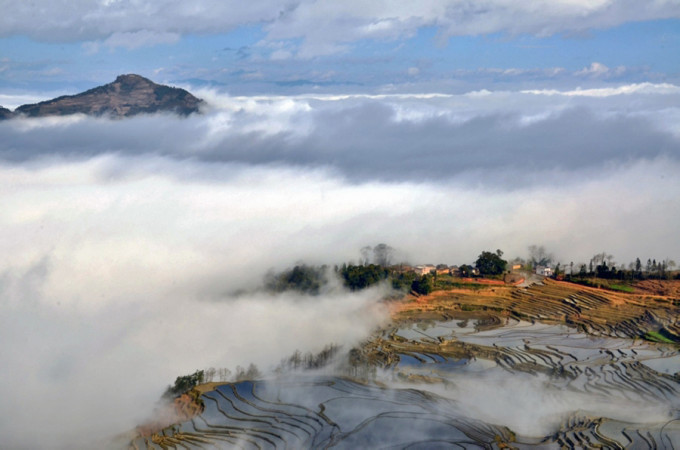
1, 1, 680, 94
1, 1, 680, 448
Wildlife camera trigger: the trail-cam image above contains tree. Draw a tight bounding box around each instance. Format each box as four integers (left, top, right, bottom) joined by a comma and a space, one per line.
459, 264, 473, 277
528, 245, 553, 268
360, 246, 372, 265
411, 274, 433, 295
475, 249, 507, 276
341, 264, 389, 290
590, 252, 612, 267
264, 264, 329, 295
164, 370, 205, 398
373, 243, 394, 267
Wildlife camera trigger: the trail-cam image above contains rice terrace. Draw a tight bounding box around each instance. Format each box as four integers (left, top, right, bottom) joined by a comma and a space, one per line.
128, 265, 680, 449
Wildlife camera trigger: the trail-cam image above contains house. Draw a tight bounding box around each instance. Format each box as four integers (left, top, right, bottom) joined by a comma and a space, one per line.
413, 265, 436, 275
436, 264, 450, 275
392, 265, 413, 274
536, 266, 553, 277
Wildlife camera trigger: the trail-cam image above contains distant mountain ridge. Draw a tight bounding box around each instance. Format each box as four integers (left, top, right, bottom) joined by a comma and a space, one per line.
2, 74, 202, 119
0, 105, 12, 120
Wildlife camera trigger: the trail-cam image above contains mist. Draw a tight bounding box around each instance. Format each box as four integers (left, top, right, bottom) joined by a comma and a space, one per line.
1, 84, 679, 447
409, 370, 674, 438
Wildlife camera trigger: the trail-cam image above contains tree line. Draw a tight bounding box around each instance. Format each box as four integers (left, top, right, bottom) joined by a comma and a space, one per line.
264, 243, 678, 299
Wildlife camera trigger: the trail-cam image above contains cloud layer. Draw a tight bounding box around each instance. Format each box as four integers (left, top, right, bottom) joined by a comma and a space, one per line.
3, 84, 679, 183
1, 155, 677, 446
1, 84, 679, 447
1, 85, 679, 265
0, 160, 394, 446
3, 1, 680, 56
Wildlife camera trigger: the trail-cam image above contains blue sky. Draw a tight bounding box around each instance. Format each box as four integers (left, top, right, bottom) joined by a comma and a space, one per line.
1, 2, 679, 94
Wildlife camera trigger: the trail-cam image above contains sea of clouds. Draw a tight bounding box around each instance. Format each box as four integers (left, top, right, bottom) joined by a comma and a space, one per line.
0, 84, 679, 447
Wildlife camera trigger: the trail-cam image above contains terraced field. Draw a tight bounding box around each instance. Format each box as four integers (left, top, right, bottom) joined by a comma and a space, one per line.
130, 377, 517, 449
393, 279, 680, 342
130, 279, 680, 449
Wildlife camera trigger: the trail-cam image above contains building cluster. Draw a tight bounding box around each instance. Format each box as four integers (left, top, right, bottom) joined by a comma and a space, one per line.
395, 264, 480, 277
395, 263, 554, 278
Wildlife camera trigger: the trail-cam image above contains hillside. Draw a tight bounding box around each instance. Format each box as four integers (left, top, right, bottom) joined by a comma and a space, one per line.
0, 105, 12, 120
130, 277, 680, 449
12, 74, 202, 118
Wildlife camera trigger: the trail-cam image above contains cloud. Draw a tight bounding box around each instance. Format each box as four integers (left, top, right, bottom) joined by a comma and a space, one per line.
0, 93, 63, 110
391, 368, 674, 438
1, 85, 679, 446
86, 30, 181, 53
3, 84, 678, 184
522, 81, 680, 97
1, 153, 679, 447
575, 61, 629, 79
2, 1, 680, 55
0, 157, 396, 447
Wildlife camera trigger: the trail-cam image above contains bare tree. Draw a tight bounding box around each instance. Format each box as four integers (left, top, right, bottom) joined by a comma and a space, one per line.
528, 245, 553, 267
590, 252, 613, 267
373, 243, 394, 267
360, 246, 372, 265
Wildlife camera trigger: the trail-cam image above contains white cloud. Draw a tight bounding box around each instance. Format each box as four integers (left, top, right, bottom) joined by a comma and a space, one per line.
2, 1, 680, 56
83, 31, 180, 53
0, 156, 396, 447
574, 61, 629, 78
522, 81, 680, 97
270, 49, 293, 60
1, 83, 680, 446
576, 61, 611, 77
103, 30, 180, 50
0, 93, 66, 110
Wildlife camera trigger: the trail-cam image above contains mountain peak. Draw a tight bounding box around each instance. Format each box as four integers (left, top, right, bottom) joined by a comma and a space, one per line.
114, 73, 153, 85
12, 75, 203, 119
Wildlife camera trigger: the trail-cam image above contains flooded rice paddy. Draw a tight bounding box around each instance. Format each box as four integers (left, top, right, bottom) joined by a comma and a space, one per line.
131, 315, 680, 449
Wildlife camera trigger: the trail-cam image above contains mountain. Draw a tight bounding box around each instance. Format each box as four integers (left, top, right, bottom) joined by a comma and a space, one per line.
12, 74, 203, 118
0, 105, 12, 120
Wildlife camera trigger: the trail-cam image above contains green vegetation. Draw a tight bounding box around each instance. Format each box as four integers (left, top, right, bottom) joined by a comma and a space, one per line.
569, 278, 637, 293
391, 271, 418, 291
433, 274, 485, 290
265, 264, 329, 295
265, 263, 394, 294
163, 370, 205, 398
567, 253, 677, 282
475, 249, 507, 276
609, 284, 635, 293
643, 331, 676, 344
262, 246, 679, 302
410, 274, 433, 295
340, 264, 389, 291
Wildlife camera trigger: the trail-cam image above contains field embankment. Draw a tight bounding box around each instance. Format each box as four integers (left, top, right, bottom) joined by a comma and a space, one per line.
394, 278, 680, 343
